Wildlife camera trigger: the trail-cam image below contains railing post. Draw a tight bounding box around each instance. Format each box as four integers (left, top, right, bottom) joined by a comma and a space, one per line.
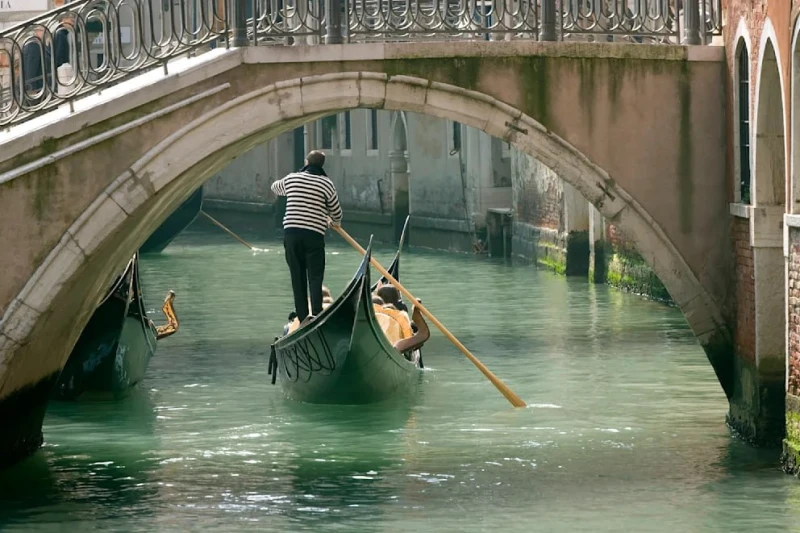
539, 0, 556, 41
682, 0, 701, 45
231, 0, 249, 47
325, 0, 344, 44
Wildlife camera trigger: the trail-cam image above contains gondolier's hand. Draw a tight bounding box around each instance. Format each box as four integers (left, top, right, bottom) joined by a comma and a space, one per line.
328, 218, 341, 228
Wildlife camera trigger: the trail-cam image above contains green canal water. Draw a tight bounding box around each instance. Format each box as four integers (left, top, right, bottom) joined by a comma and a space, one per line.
1, 229, 800, 532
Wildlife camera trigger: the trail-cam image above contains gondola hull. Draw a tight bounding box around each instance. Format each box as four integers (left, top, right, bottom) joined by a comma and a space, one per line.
53, 255, 158, 400
272, 244, 421, 405
140, 187, 204, 254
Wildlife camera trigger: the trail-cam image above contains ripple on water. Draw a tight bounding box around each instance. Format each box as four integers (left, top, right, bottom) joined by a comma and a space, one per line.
0, 233, 792, 532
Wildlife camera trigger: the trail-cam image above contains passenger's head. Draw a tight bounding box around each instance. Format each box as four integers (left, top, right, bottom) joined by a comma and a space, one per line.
372, 296, 385, 306
321, 285, 332, 299
305, 150, 326, 169
376, 286, 401, 307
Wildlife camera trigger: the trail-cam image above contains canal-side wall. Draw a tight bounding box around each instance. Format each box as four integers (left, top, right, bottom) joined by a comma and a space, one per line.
603, 223, 672, 303
510, 150, 567, 273
511, 152, 668, 302
784, 225, 800, 473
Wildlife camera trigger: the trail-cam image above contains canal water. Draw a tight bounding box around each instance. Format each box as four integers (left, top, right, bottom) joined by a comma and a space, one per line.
1, 228, 798, 532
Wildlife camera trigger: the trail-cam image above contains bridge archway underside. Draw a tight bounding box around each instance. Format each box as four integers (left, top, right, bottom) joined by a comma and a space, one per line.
0, 42, 729, 462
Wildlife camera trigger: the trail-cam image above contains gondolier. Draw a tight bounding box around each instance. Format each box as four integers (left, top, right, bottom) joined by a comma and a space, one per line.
271, 150, 343, 324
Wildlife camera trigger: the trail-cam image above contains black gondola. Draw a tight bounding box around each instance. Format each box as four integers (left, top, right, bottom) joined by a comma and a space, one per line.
53, 254, 179, 400
269, 224, 424, 405
139, 187, 204, 254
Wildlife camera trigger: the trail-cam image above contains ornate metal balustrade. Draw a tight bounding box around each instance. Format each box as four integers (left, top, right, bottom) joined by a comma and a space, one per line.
0, 0, 231, 128
0, 0, 721, 129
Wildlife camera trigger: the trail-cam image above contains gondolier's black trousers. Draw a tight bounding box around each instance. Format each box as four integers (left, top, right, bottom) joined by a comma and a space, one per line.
284, 228, 326, 322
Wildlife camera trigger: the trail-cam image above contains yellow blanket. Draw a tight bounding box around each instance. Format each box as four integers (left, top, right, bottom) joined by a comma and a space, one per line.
373, 305, 413, 345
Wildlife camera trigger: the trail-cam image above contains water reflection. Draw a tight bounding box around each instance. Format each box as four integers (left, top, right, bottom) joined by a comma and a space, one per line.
0, 388, 160, 527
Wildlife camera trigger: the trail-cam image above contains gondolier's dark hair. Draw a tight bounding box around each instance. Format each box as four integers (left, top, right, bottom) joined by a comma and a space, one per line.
306, 150, 326, 167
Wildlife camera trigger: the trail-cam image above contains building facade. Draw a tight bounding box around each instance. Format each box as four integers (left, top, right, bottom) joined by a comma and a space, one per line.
722, 0, 800, 471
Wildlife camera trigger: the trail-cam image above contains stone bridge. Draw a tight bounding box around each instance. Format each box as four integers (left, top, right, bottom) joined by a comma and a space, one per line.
0, 40, 728, 465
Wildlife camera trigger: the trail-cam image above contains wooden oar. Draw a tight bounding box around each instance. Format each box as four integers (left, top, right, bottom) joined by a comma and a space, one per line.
333, 225, 526, 408
200, 210, 255, 250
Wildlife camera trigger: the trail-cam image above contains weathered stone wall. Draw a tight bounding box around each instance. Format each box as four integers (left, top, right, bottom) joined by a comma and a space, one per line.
602, 223, 672, 303
510, 150, 567, 272
204, 143, 276, 204
785, 227, 800, 474
790, 228, 800, 395
510, 151, 667, 290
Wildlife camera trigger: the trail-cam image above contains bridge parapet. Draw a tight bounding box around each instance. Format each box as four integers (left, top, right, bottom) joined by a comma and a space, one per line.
0, 0, 720, 130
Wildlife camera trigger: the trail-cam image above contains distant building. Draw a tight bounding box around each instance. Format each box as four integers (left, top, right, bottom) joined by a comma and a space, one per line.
206, 110, 514, 251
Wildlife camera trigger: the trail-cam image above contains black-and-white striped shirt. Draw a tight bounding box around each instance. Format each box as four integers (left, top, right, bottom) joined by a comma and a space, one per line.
271, 171, 343, 235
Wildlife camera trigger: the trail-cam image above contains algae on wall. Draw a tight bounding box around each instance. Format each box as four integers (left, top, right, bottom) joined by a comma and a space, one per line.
603, 241, 672, 304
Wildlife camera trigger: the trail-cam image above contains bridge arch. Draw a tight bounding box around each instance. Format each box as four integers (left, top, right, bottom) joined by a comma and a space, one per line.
0, 72, 730, 407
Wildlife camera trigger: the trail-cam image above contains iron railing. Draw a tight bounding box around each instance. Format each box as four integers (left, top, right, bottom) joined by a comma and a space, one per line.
0, 0, 721, 129
0, 0, 230, 128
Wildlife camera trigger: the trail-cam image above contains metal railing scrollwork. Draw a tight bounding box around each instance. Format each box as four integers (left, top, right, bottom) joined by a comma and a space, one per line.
0, 0, 229, 128
0, 0, 721, 130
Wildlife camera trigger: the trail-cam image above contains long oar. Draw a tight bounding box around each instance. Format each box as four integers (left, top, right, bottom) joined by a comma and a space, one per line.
200, 210, 255, 250
333, 226, 526, 408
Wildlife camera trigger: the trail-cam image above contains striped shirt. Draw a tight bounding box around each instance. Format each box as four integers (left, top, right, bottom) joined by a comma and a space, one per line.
271, 171, 343, 235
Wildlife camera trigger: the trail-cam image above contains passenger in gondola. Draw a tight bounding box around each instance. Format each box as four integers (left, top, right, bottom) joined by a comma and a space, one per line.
394, 305, 430, 362
376, 285, 409, 318
322, 285, 333, 307
283, 285, 335, 335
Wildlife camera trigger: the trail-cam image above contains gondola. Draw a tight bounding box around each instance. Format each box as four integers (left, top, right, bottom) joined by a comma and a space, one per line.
52, 254, 179, 400
139, 186, 204, 254
269, 224, 424, 405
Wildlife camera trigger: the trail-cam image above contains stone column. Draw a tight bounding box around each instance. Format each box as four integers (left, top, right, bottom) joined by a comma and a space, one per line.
389, 149, 410, 246
588, 204, 606, 283
563, 182, 590, 277
727, 206, 786, 447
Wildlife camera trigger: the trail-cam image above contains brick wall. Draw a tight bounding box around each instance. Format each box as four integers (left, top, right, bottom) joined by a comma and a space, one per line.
789, 227, 800, 395
600, 221, 672, 302
512, 154, 563, 231
605, 222, 631, 251
733, 217, 756, 362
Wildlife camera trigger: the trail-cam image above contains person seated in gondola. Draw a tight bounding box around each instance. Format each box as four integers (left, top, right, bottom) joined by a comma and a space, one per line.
284, 286, 334, 335
376, 285, 410, 319
373, 296, 413, 346
396, 305, 429, 361
322, 285, 333, 307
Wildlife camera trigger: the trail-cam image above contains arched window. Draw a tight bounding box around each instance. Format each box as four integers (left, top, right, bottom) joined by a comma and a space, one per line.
737, 43, 752, 204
